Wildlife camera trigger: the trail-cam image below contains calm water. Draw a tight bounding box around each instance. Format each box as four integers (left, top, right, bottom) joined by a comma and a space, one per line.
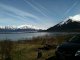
0, 32, 49, 40
0, 32, 79, 40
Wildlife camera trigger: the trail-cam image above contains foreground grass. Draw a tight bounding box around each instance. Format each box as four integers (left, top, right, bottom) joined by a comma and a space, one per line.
0, 35, 73, 60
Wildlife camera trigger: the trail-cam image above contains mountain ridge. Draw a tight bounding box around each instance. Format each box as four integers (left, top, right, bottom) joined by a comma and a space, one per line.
0, 25, 40, 30
47, 18, 80, 32
0, 25, 40, 33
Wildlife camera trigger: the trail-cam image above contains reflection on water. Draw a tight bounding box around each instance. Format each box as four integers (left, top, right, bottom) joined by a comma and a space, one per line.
0, 32, 79, 40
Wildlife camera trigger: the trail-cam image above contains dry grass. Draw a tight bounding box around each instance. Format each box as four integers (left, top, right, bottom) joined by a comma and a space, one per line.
0, 35, 73, 60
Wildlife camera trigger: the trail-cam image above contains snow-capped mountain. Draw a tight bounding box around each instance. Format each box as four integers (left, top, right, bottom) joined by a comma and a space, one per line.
17, 25, 40, 30
47, 17, 80, 32
59, 18, 80, 26
0, 25, 40, 33
0, 25, 39, 30
59, 18, 80, 25
0, 26, 17, 29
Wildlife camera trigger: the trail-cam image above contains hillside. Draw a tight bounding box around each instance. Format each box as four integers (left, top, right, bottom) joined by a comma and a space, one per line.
47, 19, 80, 32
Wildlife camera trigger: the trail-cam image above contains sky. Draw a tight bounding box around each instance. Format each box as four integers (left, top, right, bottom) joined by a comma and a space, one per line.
0, 0, 80, 29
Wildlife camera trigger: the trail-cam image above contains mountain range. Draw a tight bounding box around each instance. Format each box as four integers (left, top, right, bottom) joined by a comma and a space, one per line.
0, 25, 40, 33
47, 18, 80, 32
0, 17, 80, 33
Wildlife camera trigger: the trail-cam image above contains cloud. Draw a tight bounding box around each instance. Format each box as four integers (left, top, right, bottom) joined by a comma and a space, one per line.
23, 0, 49, 18
63, 1, 78, 19
64, 1, 78, 15
69, 14, 80, 21
0, 3, 40, 22
0, 3, 55, 29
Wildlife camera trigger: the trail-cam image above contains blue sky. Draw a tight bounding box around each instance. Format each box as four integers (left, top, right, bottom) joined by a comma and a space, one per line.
0, 0, 80, 29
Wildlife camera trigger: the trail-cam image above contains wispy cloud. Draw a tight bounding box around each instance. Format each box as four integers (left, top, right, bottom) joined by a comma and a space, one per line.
64, 1, 78, 17
0, 3, 53, 29
0, 2, 58, 29
32, 0, 50, 15
23, 0, 49, 18
0, 3, 41, 23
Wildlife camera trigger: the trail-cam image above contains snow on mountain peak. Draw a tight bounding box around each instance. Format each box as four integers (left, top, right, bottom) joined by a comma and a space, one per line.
0, 25, 40, 30
0, 25, 17, 29
59, 14, 80, 25
17, 25, 40, 29
69, 14, 80, 21
59, 18, 69, 25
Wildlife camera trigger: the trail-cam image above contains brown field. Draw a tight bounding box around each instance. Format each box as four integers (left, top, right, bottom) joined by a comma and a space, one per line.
0, 35, 73, 60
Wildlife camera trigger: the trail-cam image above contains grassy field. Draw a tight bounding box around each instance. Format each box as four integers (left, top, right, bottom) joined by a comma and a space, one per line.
0, 35, 73, 60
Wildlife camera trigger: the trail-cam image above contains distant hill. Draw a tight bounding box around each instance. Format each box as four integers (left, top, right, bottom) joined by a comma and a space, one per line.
0, 25, 40, 33
47, 19, 80, 32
